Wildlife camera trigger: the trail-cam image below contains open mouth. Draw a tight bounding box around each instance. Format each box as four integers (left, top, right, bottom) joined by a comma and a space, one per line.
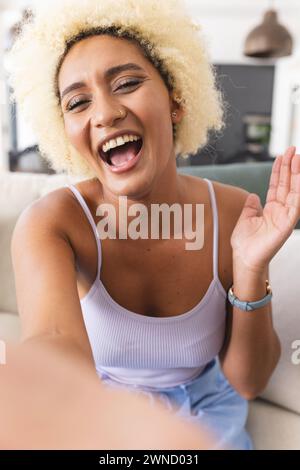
98, 138, 143, 169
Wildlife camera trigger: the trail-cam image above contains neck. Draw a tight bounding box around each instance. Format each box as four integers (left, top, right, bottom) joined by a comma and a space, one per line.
97, 154, 187, 242
101, 155, 184, 209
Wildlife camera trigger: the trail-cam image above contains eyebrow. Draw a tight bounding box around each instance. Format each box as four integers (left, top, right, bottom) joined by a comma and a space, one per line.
60, 63, 145, 101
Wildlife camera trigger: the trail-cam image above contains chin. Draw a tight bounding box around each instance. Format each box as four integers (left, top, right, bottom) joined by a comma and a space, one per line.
105, 170, 156, 200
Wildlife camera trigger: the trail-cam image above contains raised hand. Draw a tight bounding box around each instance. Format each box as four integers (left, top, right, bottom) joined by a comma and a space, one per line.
231, 146, 300, 273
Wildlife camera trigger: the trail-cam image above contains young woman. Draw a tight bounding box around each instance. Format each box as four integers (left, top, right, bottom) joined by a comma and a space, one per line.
6, 0, 300, 449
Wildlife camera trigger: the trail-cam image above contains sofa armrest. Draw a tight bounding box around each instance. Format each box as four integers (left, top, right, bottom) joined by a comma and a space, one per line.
247, 399, 300, 450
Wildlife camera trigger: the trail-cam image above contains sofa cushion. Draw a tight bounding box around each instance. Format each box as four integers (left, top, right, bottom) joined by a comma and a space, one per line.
0, 214, 19, 314
0, 312, 21, 342
247, 399, 300, 450
0, 171, 81, 217
179, 161, 273, 204
179, 163, 300, 229
260, 230, 300, 415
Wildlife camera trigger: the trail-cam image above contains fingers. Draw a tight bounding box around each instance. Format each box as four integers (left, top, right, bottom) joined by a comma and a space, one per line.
236, 193, 262, 225
287, 153, 300, 224
290, 153, 300, 193
266, 154, 282, 203
276, 146, 296, 204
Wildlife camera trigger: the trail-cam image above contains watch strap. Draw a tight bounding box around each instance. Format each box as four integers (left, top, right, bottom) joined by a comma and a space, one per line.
227, 280, 272, 311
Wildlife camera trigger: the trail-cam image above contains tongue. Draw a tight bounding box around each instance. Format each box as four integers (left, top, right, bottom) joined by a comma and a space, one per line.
110, 141, 140, 167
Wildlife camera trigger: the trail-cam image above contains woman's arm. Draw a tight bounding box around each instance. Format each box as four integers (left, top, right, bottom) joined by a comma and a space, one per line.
11, 191, 94, 367
220, 147, 300, 399
1, 341, 212, 450
7, 196, 213, 449
219, 265, 281, 400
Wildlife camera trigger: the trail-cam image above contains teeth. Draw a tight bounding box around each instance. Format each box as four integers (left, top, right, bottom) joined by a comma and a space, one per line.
102, 134, 141, 154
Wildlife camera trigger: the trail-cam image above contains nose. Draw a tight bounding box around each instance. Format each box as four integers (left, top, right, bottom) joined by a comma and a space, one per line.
90, 92, 126, 128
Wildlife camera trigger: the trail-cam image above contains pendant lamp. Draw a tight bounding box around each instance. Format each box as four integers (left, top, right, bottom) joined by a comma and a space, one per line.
244, 6, 293, 58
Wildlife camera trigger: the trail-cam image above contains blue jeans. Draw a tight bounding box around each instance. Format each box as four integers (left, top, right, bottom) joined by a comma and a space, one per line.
99, 358, 253, 450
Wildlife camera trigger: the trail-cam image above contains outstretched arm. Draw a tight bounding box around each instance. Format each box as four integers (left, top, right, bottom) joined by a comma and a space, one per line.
6, 192, 214, 449
0, 340, 213, 450
10, 192, 95, 366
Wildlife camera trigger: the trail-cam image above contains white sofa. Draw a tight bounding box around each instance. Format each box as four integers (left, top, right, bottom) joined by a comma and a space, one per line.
1, 170, 300, 450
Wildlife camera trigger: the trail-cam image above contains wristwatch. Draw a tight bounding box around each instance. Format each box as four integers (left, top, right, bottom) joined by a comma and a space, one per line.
227, 280, 273, 311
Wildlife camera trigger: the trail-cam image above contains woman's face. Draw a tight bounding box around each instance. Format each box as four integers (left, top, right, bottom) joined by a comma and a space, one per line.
58, 35, 183, 198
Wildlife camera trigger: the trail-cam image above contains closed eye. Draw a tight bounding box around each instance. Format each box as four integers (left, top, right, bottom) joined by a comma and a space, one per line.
116, 79, 141, 90
66, 80, 142, 111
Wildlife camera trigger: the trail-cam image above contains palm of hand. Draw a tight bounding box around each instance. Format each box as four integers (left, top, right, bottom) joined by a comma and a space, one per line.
231, 147, 300, 272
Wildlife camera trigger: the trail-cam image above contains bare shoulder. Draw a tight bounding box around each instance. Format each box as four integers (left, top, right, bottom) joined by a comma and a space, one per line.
12, 183, 84, 240
179, 173, 249, 217
179, 173, 250, 253
207, 180, 250, 240
15, 181, 97, 239
212, 179, 250, 219
10, 184, 95, 354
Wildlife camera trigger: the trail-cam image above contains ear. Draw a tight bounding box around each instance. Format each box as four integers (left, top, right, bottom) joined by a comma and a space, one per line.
169, 92, 185, 124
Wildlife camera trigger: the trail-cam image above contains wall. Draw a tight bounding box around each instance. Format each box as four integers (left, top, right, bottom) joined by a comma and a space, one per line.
185, 0, 300, 64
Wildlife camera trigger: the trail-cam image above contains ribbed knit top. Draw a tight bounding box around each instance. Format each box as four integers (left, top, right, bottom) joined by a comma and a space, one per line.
66, 178, 227, 389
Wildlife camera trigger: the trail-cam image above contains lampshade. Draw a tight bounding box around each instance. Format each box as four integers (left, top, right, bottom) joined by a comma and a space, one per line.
244, 9, 293, 58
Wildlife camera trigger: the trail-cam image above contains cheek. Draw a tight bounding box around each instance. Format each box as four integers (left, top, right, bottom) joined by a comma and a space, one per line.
139, 93, 171, 138
149, 103, 173, 149
64, 117, 88, 150
136, 83, 170, 120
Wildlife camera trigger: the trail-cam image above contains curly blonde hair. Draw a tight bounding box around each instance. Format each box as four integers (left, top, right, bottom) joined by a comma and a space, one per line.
5, 0, 226, 178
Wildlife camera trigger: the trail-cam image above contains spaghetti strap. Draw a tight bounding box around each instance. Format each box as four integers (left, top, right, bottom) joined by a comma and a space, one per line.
203, 178, 219, 280
65, 184, 102, 279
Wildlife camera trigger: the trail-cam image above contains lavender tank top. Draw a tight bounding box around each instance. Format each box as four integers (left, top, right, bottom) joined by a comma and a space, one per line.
66, 178, 227, 389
